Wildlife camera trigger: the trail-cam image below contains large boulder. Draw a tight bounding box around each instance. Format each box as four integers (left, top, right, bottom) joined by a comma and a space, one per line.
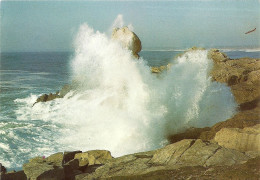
112, 26, 142, 58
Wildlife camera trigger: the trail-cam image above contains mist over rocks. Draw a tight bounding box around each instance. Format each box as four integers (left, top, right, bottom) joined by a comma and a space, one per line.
169, 49, 260, 144
25, 26, 260, 179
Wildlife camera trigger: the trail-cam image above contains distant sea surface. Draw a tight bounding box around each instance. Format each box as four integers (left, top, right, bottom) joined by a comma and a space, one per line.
0, 50, 259, 170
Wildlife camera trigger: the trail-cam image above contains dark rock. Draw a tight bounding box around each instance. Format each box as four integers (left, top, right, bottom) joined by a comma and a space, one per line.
1, 170, 27, 180
33, 93, 60, 106
64, 151, 82, 164
0, 163, 6, 174
63, 159, 80, 180
36, 94, 49, 102
33, 83, 75, 106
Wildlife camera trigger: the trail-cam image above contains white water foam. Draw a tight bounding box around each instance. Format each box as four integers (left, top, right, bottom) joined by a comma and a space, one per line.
14, 17, 237, 159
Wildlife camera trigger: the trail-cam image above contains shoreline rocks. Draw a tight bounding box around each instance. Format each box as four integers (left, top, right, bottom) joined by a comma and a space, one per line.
3, 138, 259, 179
26, 47, 260, 179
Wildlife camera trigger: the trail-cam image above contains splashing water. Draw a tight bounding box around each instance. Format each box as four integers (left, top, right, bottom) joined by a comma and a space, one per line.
110, 14, 134, 32
10, 17, 237, 169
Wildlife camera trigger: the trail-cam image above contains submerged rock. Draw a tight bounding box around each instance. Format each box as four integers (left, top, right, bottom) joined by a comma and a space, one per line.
112, 26, 142, 58
32, 84, 75, 106
33, 92, 60, 106
151, 64, 172, 73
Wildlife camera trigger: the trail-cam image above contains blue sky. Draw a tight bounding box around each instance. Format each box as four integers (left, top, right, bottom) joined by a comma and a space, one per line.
1, 0, 259, 52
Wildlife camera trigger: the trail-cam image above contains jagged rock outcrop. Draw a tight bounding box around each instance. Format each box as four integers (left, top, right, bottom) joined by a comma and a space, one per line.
33, 84, 74, 106
112, 26, 142, 58
209, 49, 260, 104
33, 92, 60, 106
214, 124, 260, 153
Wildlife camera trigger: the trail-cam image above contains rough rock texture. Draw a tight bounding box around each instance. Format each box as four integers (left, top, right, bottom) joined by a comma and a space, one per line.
23, 151, 81, 180
214, 124, 260, 152
209, 49, 260, 104
74, 150, 113, 167
100, 157, 260, 180
112, 26, 142, 58
3, 139, 258, 179
77, 139, 250, 179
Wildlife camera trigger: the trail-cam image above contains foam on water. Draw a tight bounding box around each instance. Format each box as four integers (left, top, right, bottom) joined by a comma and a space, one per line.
6, 16, 238, 169
13, 22, 237, 159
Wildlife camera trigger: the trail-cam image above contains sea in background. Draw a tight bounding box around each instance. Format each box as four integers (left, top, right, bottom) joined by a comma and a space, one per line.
0, 49, 259, 170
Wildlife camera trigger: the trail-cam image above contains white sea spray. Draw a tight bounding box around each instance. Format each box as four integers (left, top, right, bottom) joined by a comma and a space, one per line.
9, 16, 237, 169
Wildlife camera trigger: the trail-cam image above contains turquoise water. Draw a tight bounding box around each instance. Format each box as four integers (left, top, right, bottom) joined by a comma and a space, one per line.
0, 50, 259, 170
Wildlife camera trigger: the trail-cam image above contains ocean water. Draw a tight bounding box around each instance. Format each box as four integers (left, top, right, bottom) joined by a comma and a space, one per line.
1, 28, 259, 170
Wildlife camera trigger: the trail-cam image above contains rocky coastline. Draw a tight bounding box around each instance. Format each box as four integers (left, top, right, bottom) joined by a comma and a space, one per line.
1, 28, 259, 180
